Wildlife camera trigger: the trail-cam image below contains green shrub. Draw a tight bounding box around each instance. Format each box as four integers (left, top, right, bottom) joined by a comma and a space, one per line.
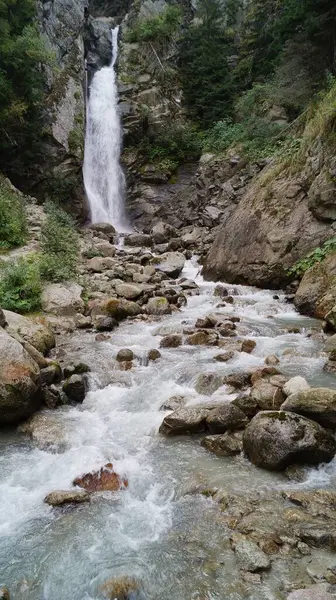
0, 177, 27, 250
0, 255, 41, 313
141, 122, 203, 167
39, 202, 79, 282
125, 6, 182, 43
288, 239, 336, 278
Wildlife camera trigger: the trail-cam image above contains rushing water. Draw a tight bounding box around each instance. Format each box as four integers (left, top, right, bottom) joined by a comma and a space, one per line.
83, 27, 128, 230
0, 260, 335, 599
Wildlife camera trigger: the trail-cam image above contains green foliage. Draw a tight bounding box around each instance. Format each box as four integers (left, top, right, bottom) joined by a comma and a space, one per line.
0, 176, 27, 250
0, 255, 41, 313
39, 202, 79, 282
83, 247, 104, 259
288, 239, 336, 277
125, 5, 182, 43
0, 0, 53, 174
140, 122, 203, 169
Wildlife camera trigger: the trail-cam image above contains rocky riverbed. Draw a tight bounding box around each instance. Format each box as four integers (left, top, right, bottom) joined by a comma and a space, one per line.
2, 220, 336, 600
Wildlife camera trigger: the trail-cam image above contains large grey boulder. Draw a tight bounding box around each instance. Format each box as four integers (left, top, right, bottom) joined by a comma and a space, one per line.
287, 584, 336, 600
20, 411, 67, 452
0, 329, 41, 425
156, 252, 185, 279
283, 376, 310, 397
234, 539, 270, 572
115, 283, 143, 300
251, 380, 284, 410
4, 310, 55, 354
41, 282, 84, 316
243, 411, 336, 471
281, 388, 336, 428
159, 406, 213, 435
146, 297, 172, 315
206, 404, 248, 433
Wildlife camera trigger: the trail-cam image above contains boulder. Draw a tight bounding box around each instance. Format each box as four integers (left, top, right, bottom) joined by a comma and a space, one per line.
234, 539, 271, 572
160, 395, 188, 411
63, 374, 87, 403
115, 283, 143, 300
44, 489, 90, 506
41, 282, 84, 316
195, 373, 223, 395
156, 252, 185, 278
73, 463, 128, 492
294, 253, 336, 318
0, 329, 41, 425
100, 576, 141, 600
146, 297, 172, 315
147, 349, 161, 361
116, 349, 134, 362
243, 411, 336, 471
93, 315, 118, 331
283, 376, 310, 397
214, 351, 235, 362
20, 411, 67, 452
0, 588, 10, 600
88, 222, 116, 236
105, 298, 142, 320
251, 380, 285, 410
241, 339, 257, 354
159, 406, 212, 435
232, 394, 259, 418
281, 388, 336, 428
186, 330, 218, 346
223, 372, 250, 389
160, 334, 182, 348
201, 432, 243, 456
4, 311, 55, 354
206, 404, 248, 433
124, 233, 152, 247
87, 257, 117, 273
264, 355, 280, 366
93, 241, 116, 257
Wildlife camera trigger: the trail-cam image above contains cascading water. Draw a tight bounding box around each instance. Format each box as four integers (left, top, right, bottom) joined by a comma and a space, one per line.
83, 27, 128, 230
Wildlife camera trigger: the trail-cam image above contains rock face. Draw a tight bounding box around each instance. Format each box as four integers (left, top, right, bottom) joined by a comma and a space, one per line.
41, 283, 84, 316
73, 463, 128, 492
243, 411, 336, 470
44, 489, 90, 506
0, 329, 41, 425
294, 253, 336, 318
281, 388, 336, 428
202, 156, 333, 288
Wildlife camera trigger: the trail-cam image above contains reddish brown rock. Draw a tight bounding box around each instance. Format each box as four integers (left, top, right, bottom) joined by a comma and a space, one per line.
73, 463, 128, 492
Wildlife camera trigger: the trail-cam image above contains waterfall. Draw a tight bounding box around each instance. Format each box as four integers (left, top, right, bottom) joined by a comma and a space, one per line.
83, 26, 128, 231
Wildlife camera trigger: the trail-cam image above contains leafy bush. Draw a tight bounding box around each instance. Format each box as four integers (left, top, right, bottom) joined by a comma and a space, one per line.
288, 238, 336, 277
0, 177, 27, 250
125, 6, 182, 43
141, 122, 203, 166
0, 256, 41, 313
39, 203, 79, 282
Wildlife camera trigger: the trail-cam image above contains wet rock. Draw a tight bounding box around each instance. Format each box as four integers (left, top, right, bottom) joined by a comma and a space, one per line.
283, 377, 310, 397
44, 489, 90, 506
195, 373, 223, 395
63, 374, 87, 403
105, 298, 142, 320
160, 334, 182, 349
213, 285, 228, 298
20, 411, 67, 452
100, 576, 141, 600
43, 385, 66, 409
87, 257, 117, 272
125, 233, 152, 247
241, 339, 257, 354
265, 355, 280, 366
0, 329, 41, 425
206, 404, 248, 433
115, 283, 143, 300
4, 310, 55, 354
284, 465, 308, 482
281, 388, 336, 428
95, 333, 110, 342
233, 539, 271, 572
94, 241, 116, 257
74, 314, 92, 329
88, 222, 116, 236
146, 297, 172, 316
147, 349, 161, 361
250, 366, 280, 385
119, 361, 133, 371
93, 315, 118, 331
40, 363, 62, 386
243, 411, 336, 471
41, 282, 84, 316
287, 583, 336, 600
298, 527, 336, 551
116, 349, 134, 362
74, 463, 128, 492
159, 406, 212, 435
232, 394, 259, 418
0, 587, 10, 600
251, 380, 285, 410
223, 372, 250, 390
215, 350, 235, 363
160, 395, 188, 411
186, 330, 218, 346
196, 317, 215, 329
201, 432, 243, 456
156, 252, 185, 279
